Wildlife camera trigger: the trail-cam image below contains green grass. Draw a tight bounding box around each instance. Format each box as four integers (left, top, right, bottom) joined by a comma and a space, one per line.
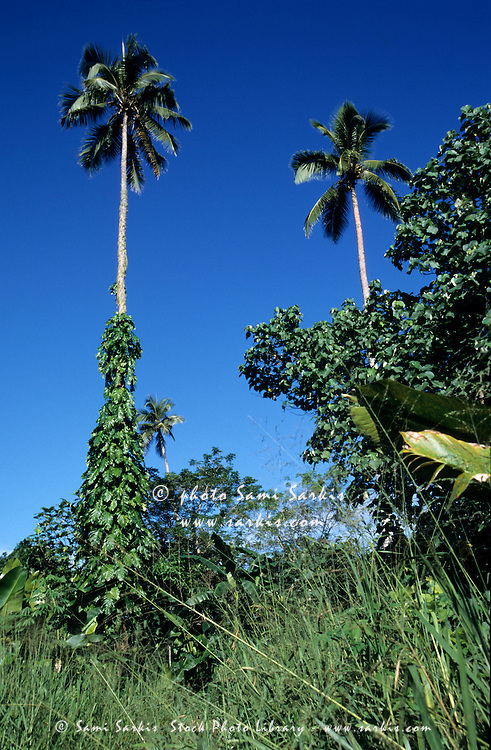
1, 534, 489, 750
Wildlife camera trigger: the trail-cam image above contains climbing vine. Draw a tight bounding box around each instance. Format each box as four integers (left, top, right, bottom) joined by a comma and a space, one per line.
75, 314, 155, 617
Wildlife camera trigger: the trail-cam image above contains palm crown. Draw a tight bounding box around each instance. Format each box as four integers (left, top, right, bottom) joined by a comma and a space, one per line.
60, 34, 191, 190
60, 35, 191, 313
138, 396, 184, 474
291, 101, 411, 305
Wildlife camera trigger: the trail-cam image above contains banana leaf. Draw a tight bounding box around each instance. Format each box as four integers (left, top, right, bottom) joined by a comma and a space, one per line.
0, 560, 28, 614
346, 379, 491, 501
401, 430, 490, 501
347, 379, 491, 449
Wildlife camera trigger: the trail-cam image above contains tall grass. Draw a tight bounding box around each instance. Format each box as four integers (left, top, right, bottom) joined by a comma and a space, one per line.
1, 530, 489, 749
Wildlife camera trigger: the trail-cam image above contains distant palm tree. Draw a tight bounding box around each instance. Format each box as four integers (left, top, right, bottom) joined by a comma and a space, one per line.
138, 396, 184, 474
60, 34, 191, 314
291, 102, 411, 306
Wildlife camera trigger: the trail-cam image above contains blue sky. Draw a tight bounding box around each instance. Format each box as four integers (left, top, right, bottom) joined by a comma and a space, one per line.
1, 0, 489, 552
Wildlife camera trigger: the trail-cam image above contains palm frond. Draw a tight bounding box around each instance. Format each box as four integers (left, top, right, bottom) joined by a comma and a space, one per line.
362, 172, 401, 220
60, 86, 108, 128
303, 183, 349, 240
151, 106, 192, 130
79, 119, 122, 172
291, 150, 337, 184
166, 414, 185, 428
139, 428, 154, 453
79, 43, 118, 78
348, 114, 366, 152
126, 136, 145, 192
359, 109, 392, 153
135, 70, 175, 89
320, 182, 350, 241
83, 70, 119, 94
363, 158, 412, 183
134, 125, 167, 177
142, 117, 180, 155
60, 85, 84, 117
310, 120, 338, 149
331, 102, 360, 150
136, 82, 192, 131
121, 35, 158, 86
124, 33, 157, 68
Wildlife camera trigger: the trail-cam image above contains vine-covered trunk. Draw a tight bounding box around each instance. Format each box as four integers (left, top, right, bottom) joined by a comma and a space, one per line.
75, 314, 155, 617
117, 112, 129, 314
350, 186, 370, 307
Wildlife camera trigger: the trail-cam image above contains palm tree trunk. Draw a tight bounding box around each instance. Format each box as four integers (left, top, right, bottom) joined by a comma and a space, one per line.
350, 186, 370, 307
351, 185, 376, 367
117, 111, 128, 314
162, 447, 170, 474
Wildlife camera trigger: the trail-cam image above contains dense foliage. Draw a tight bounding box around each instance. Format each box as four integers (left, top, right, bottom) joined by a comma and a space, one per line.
387, 104, 491, 398
240, 105, 491, 568
75, 314, 156, 618
2, 535, 489, 749
144, 446, 266, 547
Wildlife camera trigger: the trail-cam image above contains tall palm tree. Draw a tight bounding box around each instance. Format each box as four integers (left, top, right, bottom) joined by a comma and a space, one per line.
60, 34, 191, 314
138, 396, 184, 474
291, 102, 411, 306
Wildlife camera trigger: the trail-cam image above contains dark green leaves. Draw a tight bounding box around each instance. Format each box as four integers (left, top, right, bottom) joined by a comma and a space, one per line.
76, 314, 155, 616
388, 104, 491, 276
349, 379, 491, 447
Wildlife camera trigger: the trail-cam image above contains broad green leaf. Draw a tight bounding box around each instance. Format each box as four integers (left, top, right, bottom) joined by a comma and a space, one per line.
0, 565, 28, 612
346, 399, 382, 447
66, 633, 103, 648
0, 557, 22, 577
214, 580, 233, 597
354, 380, 491, 445
401, 430, 490, 501
66, 634, 87, 648
241, 579, 259, 601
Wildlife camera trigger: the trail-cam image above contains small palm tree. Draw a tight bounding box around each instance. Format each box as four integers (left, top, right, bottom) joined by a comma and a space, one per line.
291, 102, 411, 306
138, 396, 184, 474
60, 34, 191, 314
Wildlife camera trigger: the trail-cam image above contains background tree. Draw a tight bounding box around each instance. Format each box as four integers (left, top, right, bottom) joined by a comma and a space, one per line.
10, 500, 78, 628
144, 446, 364, 560
138, 396, 184, 474
291, 101, 411, 305
144, 447, 269, 551
60, 34, 191, 313
241, 105, 491, 571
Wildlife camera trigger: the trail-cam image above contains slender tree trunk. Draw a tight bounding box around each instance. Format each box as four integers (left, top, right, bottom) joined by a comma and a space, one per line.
351, 185, 376, 367
117, 111, 128, 314
350, 185, 370, 308
162, 446, 170, 474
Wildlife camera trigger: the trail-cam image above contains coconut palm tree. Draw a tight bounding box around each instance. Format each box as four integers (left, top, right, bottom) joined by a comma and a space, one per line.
138, 396, 184, 474
60, 34, 191, 314
291, 102, 411, 306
